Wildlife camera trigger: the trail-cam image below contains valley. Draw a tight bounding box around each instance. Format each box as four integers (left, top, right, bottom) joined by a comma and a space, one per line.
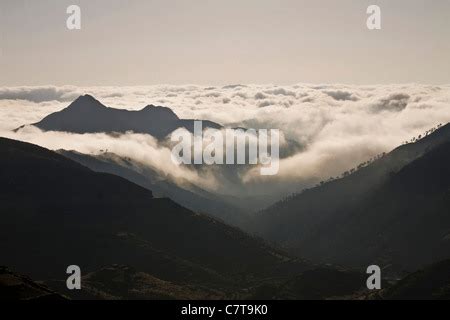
1, 95, 449, 300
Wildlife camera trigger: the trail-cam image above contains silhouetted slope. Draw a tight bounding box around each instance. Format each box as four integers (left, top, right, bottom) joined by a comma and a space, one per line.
45, 265, 226, 300
17, 95, 221, 139
249, 267, 366, 300
0, 267, 66, 300
254, 123, 450, 272
278, 268, 366, 300
0, 137, 307, 294
297, 141, 450, 270
57, 150, 249, 227
373, 259, 450, 300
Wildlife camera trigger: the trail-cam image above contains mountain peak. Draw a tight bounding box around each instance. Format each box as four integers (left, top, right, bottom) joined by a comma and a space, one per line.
25, 95, 221, 139
68, 94, 105, 110
141, 104, 179, 120
81, 93, 96, 99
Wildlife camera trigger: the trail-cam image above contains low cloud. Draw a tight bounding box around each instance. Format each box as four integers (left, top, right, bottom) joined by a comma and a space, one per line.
2, 126, 219, 192
324, 90, 358, 101
264, 88, 296, 97
258, 100, 275, 108
1, 84, 450, 201
0, 86, 82, 103
371, 93, 410, 113
254, 92, 267, 100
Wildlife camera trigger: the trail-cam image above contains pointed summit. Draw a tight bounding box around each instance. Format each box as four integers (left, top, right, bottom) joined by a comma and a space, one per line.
67, 94, 106, 110
80, 94, 96, 100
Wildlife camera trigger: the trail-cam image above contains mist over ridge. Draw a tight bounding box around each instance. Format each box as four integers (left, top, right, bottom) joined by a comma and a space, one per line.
1, 84, 449, 201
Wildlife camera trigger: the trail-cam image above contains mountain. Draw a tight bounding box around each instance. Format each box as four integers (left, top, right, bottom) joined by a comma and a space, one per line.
372, 259, 450, 300
252, 123, 450, 273
249, 267, 367, 300
44, 265, 225, 300
15, 94, 221, 139
0, 137, 309, 298
57, 150, 249, 227
0, 266, 67, 300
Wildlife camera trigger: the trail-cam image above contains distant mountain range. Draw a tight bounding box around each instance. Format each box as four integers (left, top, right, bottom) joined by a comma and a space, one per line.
3, 93, 450, 299
2, 127, 450, 299
251, 123, 450, 274
15, 94, 221, 139
12, 94, 300, 214
0, 137, 311, 299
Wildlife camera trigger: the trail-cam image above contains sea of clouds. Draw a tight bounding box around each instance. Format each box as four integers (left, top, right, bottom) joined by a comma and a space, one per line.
1, 84, 449, 201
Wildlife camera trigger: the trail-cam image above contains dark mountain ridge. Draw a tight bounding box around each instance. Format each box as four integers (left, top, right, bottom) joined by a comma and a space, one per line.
373, 259, 450, 300
0, 137, 308, 297
15, 94, 222, 139
57, 149, 249, 227
252, 123, 450, 272
0, 266, 67, 300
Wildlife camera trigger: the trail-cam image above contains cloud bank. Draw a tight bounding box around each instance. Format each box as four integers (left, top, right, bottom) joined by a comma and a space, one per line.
1, 84, 449, 200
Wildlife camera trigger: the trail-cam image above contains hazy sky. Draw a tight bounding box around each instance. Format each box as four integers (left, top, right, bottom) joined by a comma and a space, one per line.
1, 0, 450, 86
